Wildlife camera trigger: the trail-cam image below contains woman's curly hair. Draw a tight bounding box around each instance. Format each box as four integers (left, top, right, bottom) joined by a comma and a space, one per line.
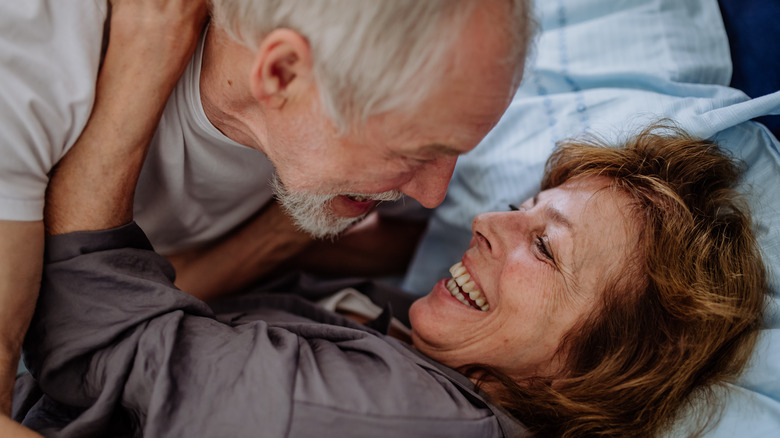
466, 124, 768, 437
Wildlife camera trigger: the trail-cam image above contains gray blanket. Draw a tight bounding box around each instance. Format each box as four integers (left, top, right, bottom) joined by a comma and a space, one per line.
14, 223, 527, 437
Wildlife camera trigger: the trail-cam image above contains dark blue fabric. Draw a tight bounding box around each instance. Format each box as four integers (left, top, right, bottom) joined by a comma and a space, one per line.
718, 0, 780, 137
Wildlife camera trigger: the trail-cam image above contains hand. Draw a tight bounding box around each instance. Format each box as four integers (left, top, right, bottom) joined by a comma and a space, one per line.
109, 0, 209, 42
108, 0, 209, 80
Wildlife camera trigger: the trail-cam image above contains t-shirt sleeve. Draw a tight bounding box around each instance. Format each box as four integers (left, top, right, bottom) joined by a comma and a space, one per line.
0, 0, 106, 220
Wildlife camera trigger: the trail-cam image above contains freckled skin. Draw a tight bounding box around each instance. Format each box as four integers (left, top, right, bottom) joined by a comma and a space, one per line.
409, 176, 640, 380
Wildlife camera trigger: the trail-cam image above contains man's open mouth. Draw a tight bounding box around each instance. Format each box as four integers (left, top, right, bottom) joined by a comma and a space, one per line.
344, 195, 373, 202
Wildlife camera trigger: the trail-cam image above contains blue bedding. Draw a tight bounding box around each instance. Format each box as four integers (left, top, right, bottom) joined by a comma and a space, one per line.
719, 0, 780, 136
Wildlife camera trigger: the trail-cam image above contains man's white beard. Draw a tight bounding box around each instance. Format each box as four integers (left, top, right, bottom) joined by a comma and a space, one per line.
271, 174, 403, 240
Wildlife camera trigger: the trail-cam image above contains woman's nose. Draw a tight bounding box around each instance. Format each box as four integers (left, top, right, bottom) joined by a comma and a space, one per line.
472, 213, 500, 256
472, 211, 526, 257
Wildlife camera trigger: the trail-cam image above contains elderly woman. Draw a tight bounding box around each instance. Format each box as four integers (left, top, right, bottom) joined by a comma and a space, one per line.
14, 5, 767, 438
444, 130, 768, 436
15, 121, 767, 438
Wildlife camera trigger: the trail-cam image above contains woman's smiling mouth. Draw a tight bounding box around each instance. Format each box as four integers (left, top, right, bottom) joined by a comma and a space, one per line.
446, 262, 490, 311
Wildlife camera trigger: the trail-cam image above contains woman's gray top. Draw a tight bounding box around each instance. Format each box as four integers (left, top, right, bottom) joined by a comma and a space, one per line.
15, 223, 528, 437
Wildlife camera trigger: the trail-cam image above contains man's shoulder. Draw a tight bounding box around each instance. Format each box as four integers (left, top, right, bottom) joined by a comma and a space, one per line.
0, 0, 108, 221
0, 0, 108, 129
0, 0, 107, 82
0, 0, 107, 113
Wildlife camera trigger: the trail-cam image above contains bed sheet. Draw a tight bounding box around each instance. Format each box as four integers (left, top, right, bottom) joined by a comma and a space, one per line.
403, 0, 780, 435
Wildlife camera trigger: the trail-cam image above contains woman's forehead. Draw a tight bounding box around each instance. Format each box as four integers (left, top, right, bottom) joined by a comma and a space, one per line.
547, 176, 640, 283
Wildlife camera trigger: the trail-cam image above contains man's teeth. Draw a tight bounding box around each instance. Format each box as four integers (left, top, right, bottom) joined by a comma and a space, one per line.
447, 262, 489, 311
347, 195, 370, 202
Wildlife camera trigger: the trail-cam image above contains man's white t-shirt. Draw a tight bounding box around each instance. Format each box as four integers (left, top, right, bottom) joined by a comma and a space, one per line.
0, 0, 275, 254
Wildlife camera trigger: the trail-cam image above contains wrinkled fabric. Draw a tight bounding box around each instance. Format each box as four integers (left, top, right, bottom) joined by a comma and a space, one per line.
16, 223, 526, 438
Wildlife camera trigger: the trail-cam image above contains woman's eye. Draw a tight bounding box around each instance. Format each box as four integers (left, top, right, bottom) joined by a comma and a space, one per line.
535, 236, 554, 262
509, 204, 527, 212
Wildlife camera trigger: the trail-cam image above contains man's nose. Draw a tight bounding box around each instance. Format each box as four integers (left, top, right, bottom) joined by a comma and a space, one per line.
399, 156, 458, 208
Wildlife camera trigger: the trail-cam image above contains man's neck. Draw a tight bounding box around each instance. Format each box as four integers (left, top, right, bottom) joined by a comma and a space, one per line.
199, 26, 267, 153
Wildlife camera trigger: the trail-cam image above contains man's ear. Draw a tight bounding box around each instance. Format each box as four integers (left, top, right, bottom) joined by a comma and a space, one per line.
249, 29, 313, 109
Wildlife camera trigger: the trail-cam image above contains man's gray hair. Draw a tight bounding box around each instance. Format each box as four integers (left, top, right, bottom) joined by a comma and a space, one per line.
210, 0, 534, 132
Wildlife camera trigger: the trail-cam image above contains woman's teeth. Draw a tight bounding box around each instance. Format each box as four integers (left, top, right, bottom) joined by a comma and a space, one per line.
447, 262, 489, 311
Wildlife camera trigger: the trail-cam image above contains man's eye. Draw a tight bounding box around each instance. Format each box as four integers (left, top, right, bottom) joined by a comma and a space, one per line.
404, 156, 434, 167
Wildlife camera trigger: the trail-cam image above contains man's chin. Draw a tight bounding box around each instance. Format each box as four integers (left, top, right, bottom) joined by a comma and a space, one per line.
292, 209, 366, 240
270, 173, 400, 239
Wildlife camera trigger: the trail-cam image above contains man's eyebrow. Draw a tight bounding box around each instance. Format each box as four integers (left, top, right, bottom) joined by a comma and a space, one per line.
418, 143, 463, 156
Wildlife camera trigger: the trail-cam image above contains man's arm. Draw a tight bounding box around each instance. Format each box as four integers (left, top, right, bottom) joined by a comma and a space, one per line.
288, 211, 427, 278
2, 1, 207, 434
45, 0, 208, 235
167, 201, 313, 301
0, 415, 44, 438
0, 221, 43, 417
168, 207, 426, 301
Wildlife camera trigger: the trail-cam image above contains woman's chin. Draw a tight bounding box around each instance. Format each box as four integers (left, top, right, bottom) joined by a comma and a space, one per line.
408, 279, 485, 356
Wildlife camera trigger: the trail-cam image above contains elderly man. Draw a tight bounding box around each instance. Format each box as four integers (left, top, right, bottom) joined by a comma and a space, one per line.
0, 0, 533, 432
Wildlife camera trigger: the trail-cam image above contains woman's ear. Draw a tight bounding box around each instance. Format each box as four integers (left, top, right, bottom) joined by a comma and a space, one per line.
249, 28, 313, 109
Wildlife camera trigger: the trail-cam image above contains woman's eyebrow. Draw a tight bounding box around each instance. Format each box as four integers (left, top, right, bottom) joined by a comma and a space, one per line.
534, 192, 574, 232
545, 205, 574, 231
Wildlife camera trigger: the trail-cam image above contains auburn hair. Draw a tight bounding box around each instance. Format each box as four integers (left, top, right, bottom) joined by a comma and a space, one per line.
466, 124, 768, 437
